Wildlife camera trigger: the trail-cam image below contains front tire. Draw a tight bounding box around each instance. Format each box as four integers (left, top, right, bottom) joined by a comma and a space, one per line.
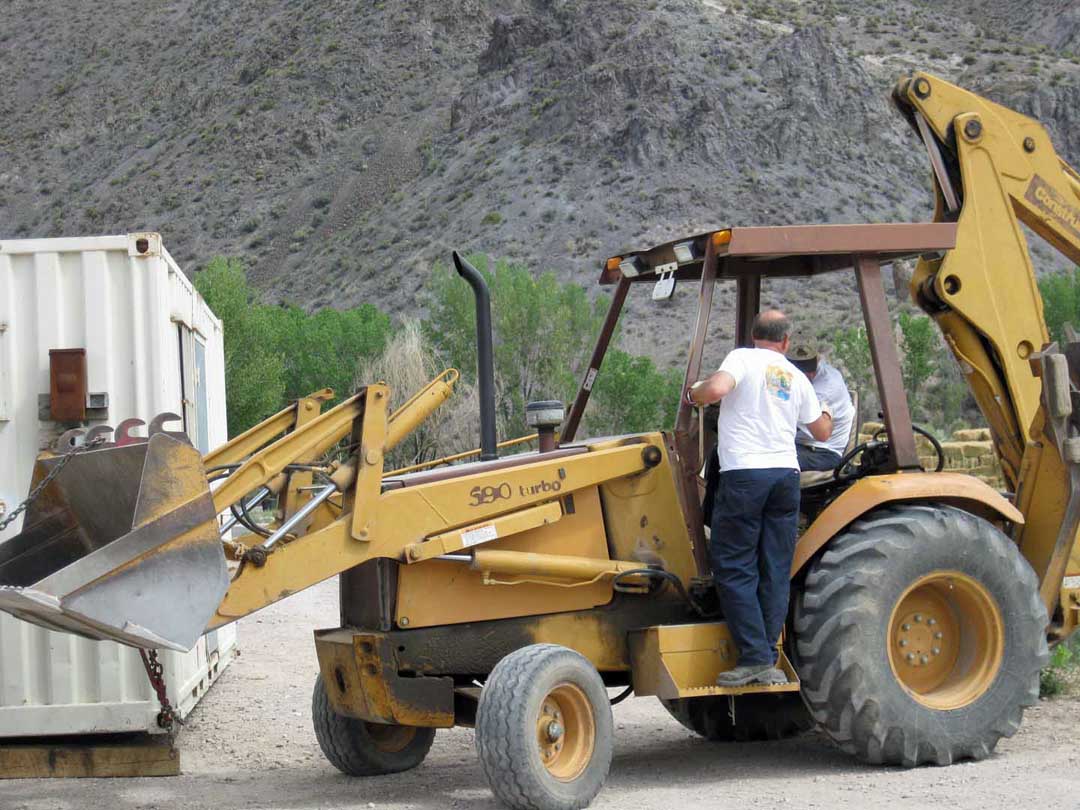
312, 674, 436, 776
794, 505, 1048, 766
476, 644, 614, 810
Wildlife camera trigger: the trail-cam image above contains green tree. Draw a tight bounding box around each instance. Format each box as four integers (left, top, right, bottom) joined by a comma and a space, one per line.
427, 257, 606, 434
272, 303, 392, 404
587, 350, 682, 435
425, 256, 681, 438
832, 324, 875, 424
926, 357, 978, 435
898, 311, 938, 420
1038, 267, 1080, 344
195, 258, 286, 437
196, 258, 394, 437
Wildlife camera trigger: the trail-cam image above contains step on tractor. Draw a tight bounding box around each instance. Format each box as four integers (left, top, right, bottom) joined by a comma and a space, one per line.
3, 72, 1080, 809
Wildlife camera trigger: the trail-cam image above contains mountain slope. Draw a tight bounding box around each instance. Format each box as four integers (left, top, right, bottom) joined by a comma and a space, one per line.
2, 0, 1077, 365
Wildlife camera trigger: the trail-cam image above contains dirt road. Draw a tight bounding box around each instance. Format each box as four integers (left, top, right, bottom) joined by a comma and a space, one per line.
7, 578, 1079, 810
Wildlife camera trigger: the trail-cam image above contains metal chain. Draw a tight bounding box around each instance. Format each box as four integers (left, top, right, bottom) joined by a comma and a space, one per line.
139, 648, 183, 731
0, 436, 107, 533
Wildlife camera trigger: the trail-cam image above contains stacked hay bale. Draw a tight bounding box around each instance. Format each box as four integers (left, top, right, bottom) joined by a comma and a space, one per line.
856, 423, 1004, 490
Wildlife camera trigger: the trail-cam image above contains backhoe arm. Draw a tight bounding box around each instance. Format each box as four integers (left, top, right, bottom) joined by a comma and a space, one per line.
895, 72, 1080, 627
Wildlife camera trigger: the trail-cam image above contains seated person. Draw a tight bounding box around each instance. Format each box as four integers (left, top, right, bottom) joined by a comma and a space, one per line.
787, 345, 855, 472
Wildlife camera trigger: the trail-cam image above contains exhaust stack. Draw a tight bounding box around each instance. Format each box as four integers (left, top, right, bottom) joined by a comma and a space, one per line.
453, 251, 498, 462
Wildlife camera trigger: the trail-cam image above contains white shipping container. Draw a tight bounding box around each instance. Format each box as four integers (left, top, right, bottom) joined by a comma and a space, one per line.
0, 233, 237, 736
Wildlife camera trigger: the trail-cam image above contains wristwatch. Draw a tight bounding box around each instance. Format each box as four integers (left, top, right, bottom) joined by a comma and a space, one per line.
686, 381, 705, 406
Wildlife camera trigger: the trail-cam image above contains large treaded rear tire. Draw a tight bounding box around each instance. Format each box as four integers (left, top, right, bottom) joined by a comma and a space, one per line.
476, 644, 614, 810
312, 674, 436, 776
660, 692, 812, 741
794, 505, 1047, 766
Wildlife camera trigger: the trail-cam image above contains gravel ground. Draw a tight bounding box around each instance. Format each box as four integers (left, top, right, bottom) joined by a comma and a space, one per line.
7, 578, 1080, 810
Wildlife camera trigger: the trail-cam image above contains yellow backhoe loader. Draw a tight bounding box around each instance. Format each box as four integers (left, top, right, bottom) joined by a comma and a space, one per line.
2, 72, 1080, 809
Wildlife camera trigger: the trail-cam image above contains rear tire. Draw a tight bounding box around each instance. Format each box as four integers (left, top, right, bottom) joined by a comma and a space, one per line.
794, 505, 1047, 766
476, 644, 613, 810
312, 674, 436, 776
660, 692, 812, 741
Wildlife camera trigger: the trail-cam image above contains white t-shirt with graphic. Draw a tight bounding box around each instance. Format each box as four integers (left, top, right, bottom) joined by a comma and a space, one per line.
715, 347, 822, 471
796, 360, 855, 456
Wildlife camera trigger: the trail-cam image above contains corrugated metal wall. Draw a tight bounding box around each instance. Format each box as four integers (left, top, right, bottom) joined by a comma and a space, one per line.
0, 233, 236, 736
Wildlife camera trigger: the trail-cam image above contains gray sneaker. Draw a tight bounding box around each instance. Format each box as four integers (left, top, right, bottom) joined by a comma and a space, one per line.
754, 667, 788, 685
715, 664, 772, 687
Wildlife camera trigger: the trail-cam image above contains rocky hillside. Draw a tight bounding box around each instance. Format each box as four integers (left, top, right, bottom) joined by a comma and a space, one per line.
2, 0, 1078, 366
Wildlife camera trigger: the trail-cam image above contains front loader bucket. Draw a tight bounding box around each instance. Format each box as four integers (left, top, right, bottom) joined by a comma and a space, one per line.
0, 433, 227, 651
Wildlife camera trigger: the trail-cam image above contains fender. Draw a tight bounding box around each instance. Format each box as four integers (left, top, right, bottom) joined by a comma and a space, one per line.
791, 472, 1024, 577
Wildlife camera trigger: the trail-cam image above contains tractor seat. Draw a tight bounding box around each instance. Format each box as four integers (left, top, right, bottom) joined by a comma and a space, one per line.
799, 469, 834, 488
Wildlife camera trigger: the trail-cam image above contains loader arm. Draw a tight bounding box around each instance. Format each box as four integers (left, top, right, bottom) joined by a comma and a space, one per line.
895, 72, 1080, 627
0, 372, 456, 651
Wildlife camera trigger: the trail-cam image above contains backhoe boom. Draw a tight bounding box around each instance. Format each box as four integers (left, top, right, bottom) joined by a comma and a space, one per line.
896, 72, 1080, 627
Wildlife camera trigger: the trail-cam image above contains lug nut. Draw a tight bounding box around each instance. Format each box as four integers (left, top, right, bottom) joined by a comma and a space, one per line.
932, 647, 941, 656
920, 655, 929, 665
902, 623, 911, 631
899, 639, 908, 647
927, 618, 936, 626
934, 631, 943, 639
906, 653, 915, 663
913, 614, 922, 623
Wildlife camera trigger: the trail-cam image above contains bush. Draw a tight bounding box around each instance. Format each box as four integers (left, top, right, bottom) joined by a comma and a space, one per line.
355, 320, 491, 470
1041, 634, 1080, 697
1038, 267, 1080, 344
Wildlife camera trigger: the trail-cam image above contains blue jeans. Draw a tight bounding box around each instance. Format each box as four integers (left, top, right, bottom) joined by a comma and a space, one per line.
796, 443, 842, 472
710, 467, 801, 666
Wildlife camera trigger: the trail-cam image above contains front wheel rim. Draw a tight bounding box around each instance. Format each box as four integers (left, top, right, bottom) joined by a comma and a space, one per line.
365, 722, 417, 753
536, 682, 595, 781
887, 570, 1004, 710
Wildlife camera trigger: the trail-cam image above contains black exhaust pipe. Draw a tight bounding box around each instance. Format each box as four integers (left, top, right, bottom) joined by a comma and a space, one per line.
453, 251, 498, 461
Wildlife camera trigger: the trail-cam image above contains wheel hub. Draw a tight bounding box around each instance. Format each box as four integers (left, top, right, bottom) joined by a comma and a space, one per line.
365, 721, 417, 753
887, 571, 1004, 710
536, 683, 595, 782
894, 603, 954, 677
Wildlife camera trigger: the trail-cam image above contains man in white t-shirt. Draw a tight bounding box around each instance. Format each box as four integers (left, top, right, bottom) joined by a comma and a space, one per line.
787, 345, 856, 472
687, 310, 833, 686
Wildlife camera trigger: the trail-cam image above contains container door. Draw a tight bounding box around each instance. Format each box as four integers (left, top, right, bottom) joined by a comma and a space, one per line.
194, 338, 210, 456
177, 325, 211, 455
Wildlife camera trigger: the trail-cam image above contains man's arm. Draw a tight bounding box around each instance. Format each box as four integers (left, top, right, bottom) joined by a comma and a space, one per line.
687, 370, 736, 406
805, 411, 834, 442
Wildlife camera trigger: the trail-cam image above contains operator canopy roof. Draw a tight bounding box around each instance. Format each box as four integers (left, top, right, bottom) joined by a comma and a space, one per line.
601, 222, 958, 285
